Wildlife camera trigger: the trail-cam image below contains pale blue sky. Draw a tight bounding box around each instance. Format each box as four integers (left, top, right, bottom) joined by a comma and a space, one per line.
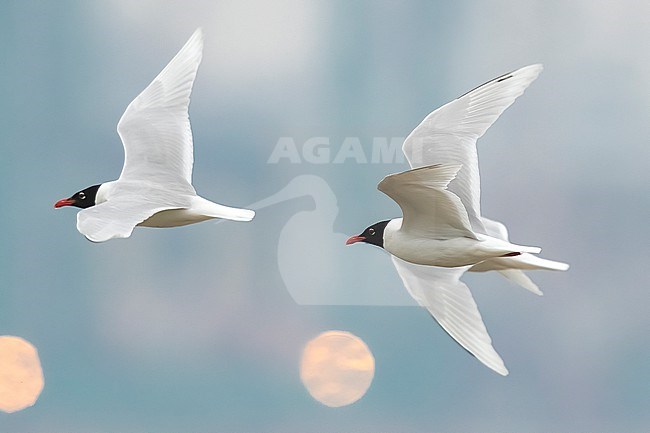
1, 1, 649, 432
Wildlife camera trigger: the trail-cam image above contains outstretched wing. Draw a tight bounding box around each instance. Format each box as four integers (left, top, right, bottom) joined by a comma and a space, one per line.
391, 256, 508, 376
402, 64, 543, 233
117, 28, 203, 188
378, 164, 477, 239
77, 184, 190, 242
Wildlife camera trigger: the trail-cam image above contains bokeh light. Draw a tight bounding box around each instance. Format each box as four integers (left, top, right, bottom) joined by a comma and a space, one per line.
300, 330, 374, 407
0, 336, 44, 414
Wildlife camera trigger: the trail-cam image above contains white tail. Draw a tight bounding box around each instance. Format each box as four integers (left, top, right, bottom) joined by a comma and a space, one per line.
517, 245, 542, 255
500, 253, 569, 271
196, 196, 255, 221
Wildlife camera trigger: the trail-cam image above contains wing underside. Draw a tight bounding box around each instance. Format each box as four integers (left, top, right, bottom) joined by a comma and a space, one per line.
117, 28, 204, 187
401, 64, 543, 233
391, 256, 509, 376
77, 184, 191, 242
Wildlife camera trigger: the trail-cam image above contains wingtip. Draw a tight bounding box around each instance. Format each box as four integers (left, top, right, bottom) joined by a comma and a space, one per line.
483, 352, 509, 376
497, 269, 543, 295
466, 344, 510, 376
184, 28, 204, 55
515, 63, 543, 81
524, 279, 544, 296
488, 354, 509, 376
192, 27, 204, 41
519, 278, 544, 296
522, 63, 543, 71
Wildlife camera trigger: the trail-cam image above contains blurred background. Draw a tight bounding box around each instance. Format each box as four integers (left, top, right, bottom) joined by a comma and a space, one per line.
1, 1, 649, 431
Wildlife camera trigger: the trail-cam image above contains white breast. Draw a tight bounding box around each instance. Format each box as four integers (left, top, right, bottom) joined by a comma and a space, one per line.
384, 219, 523, 267
385, 233, 485, 267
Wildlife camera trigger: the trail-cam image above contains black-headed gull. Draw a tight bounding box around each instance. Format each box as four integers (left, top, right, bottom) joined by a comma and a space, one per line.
55, 29, 254, 242
348, 163, 542, 267
347, 65, 568, 375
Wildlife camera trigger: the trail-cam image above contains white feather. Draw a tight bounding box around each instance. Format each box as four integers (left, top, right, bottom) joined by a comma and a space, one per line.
378, 65, 568, 374
391, 256, 509, 376
378, 164, 477, 240
75, 29, 254, 242
402, 64, 543, 233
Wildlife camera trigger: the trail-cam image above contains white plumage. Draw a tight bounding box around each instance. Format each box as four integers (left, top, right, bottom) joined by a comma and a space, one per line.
56, 29, 254, 242
348, 65, 569, 375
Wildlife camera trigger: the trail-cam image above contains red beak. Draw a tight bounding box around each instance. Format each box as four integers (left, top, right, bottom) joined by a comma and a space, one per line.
345, 235, 365, 245
54, 198, 75, 208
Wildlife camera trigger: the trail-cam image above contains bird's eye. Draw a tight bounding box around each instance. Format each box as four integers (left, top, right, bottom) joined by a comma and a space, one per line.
368, 228, 376, 236
79, 192, 86, 200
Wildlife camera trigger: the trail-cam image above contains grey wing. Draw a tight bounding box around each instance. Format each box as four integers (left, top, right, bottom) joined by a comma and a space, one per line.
402, 64, 543, 233
117, 28, 203, 187
391, 256, 508, 376
378, 164, 477, 239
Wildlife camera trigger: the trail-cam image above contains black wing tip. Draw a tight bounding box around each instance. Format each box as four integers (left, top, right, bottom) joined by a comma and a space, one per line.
455, 64, 541, 100
496, 74, 513, 83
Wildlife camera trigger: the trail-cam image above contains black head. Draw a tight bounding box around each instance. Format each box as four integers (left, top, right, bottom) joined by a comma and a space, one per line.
54, 184, 101, 209
346, 220, 390, 248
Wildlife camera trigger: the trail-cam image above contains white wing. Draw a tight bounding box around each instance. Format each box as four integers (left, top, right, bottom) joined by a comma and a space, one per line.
116, 28, 203, 188
77, 183, 190, 242
479, 216, 510, 240
378, 164, 477, 239
391, 256, 508, 376
402, 64, 543, 233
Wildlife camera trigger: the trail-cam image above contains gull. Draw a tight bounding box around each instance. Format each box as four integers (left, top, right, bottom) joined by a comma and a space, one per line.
54, 28, 254, 242
347, 65, 568, 375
